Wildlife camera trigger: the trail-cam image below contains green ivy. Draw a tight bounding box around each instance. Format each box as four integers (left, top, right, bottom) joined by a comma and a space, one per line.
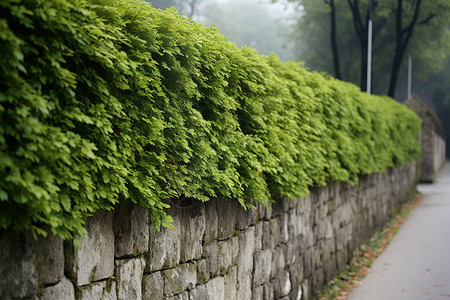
0, 0, 421, 240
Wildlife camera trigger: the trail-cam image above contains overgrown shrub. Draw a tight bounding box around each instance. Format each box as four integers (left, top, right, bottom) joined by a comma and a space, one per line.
0, 0, 421, 240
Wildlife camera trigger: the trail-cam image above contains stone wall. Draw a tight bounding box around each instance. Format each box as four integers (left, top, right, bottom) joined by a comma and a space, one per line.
0, 162, 417, 300
432, 130, 446, 177
405, 95, 446, 182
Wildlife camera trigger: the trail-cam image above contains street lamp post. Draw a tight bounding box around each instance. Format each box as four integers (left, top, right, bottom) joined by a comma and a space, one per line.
407, 53, 412, 99
367, 0, 373, 94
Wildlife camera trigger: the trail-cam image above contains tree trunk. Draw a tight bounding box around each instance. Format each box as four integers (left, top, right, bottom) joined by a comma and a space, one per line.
387, 0, 422, 98
187, 0, 197, 18
360, 39, 367, 92
347, 0, 368, 91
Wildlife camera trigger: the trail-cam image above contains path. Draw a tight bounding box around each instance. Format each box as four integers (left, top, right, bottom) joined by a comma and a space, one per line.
347, 162, 450, 300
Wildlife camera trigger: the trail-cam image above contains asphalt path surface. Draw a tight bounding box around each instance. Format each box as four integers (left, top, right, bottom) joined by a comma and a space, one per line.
347, 162, 450, 300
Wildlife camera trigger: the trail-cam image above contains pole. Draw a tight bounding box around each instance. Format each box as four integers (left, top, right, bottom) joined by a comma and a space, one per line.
366, 0, 373, 94
407, 53, 412, 99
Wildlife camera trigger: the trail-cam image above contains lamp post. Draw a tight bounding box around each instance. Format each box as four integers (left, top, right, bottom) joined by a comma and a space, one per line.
367, 0, 373, 94
407, 53, 412, 99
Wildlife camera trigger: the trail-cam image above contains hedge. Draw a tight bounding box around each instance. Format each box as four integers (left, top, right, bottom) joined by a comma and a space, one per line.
0, 0, 421, 240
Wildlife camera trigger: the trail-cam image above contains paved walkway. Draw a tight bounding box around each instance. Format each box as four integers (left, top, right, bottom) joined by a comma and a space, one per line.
347, 162, 450, 300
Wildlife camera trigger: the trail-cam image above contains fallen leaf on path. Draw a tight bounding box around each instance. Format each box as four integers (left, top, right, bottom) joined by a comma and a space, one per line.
432, 284, 444, 287
424, 290, 434, 294
440, 294, 450, 297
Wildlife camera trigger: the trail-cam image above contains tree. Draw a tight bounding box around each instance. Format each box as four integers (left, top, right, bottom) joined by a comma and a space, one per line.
387, 0, 441, 97
283, 0, 450, 98
327, 0, 342, 79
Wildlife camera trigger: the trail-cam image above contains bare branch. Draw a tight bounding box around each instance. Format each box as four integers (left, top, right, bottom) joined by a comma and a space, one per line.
418, 14, 435, 25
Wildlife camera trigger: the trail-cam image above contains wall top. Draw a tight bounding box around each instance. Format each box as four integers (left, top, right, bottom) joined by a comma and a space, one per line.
405, 95, 445, 139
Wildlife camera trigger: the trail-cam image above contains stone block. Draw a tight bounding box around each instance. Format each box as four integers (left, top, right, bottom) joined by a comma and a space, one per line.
271, 197, 289, 217
297, 194, 312, 216
263, 282, 274, 300
236, 227, 254, 300
302, 226, 314, 253
270, 198, 282, 218
237, 227, 255, 274
142, 271, 164, 300
217, 237, 238, 275
237, 276, 252, 300
288, 260, 303, 300
0, 230, 64, 299
163, 263, 196, 296
281, 197, 291, 212
204, 242, 219, 277
264, 205, 272, 220
206, 277, 225, 300
280, 213, 289, 244
313, 203, 328, 227
196, 259, 210, 284
114, 200, 149, 258
1, 234, 36, 297
257, 202, 266, 220
115, 257, 145, 300
289, 197, 301, 210
216, 197, 239, 240
236, 201, 258, 230
302, 248, 314, 278
65, 210, 115, 286
78, 279, 117, 300
335, 224, 352, 252
314, 219, 333, 241
301, 279, 312, 300
180, 204, 206, 262
271, 246, 286, 279
261, 221, 271, 249
41, 277, 75, 300
224, 266, 237, 300
313, 241, 324, 269
252, 285, 264, 300
37, 233, 65, 285
146, 208, 181, 272
269, 218, 281, 248
203, 200, 218, 244
323, 259, 337, 283
312, 268, 325, 291
324, 238, 336, 258
287, 210, 301, 241
271, 270, 291, 298
254, 222, 263, 251
179, 291, 189, 300
336, 250, 349, 272
189, 284, 207, 299
285, 238, 300, 266
253, 249, 272, 287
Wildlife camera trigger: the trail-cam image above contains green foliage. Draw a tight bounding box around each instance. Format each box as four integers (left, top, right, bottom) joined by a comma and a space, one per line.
0, 0, 421, 240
